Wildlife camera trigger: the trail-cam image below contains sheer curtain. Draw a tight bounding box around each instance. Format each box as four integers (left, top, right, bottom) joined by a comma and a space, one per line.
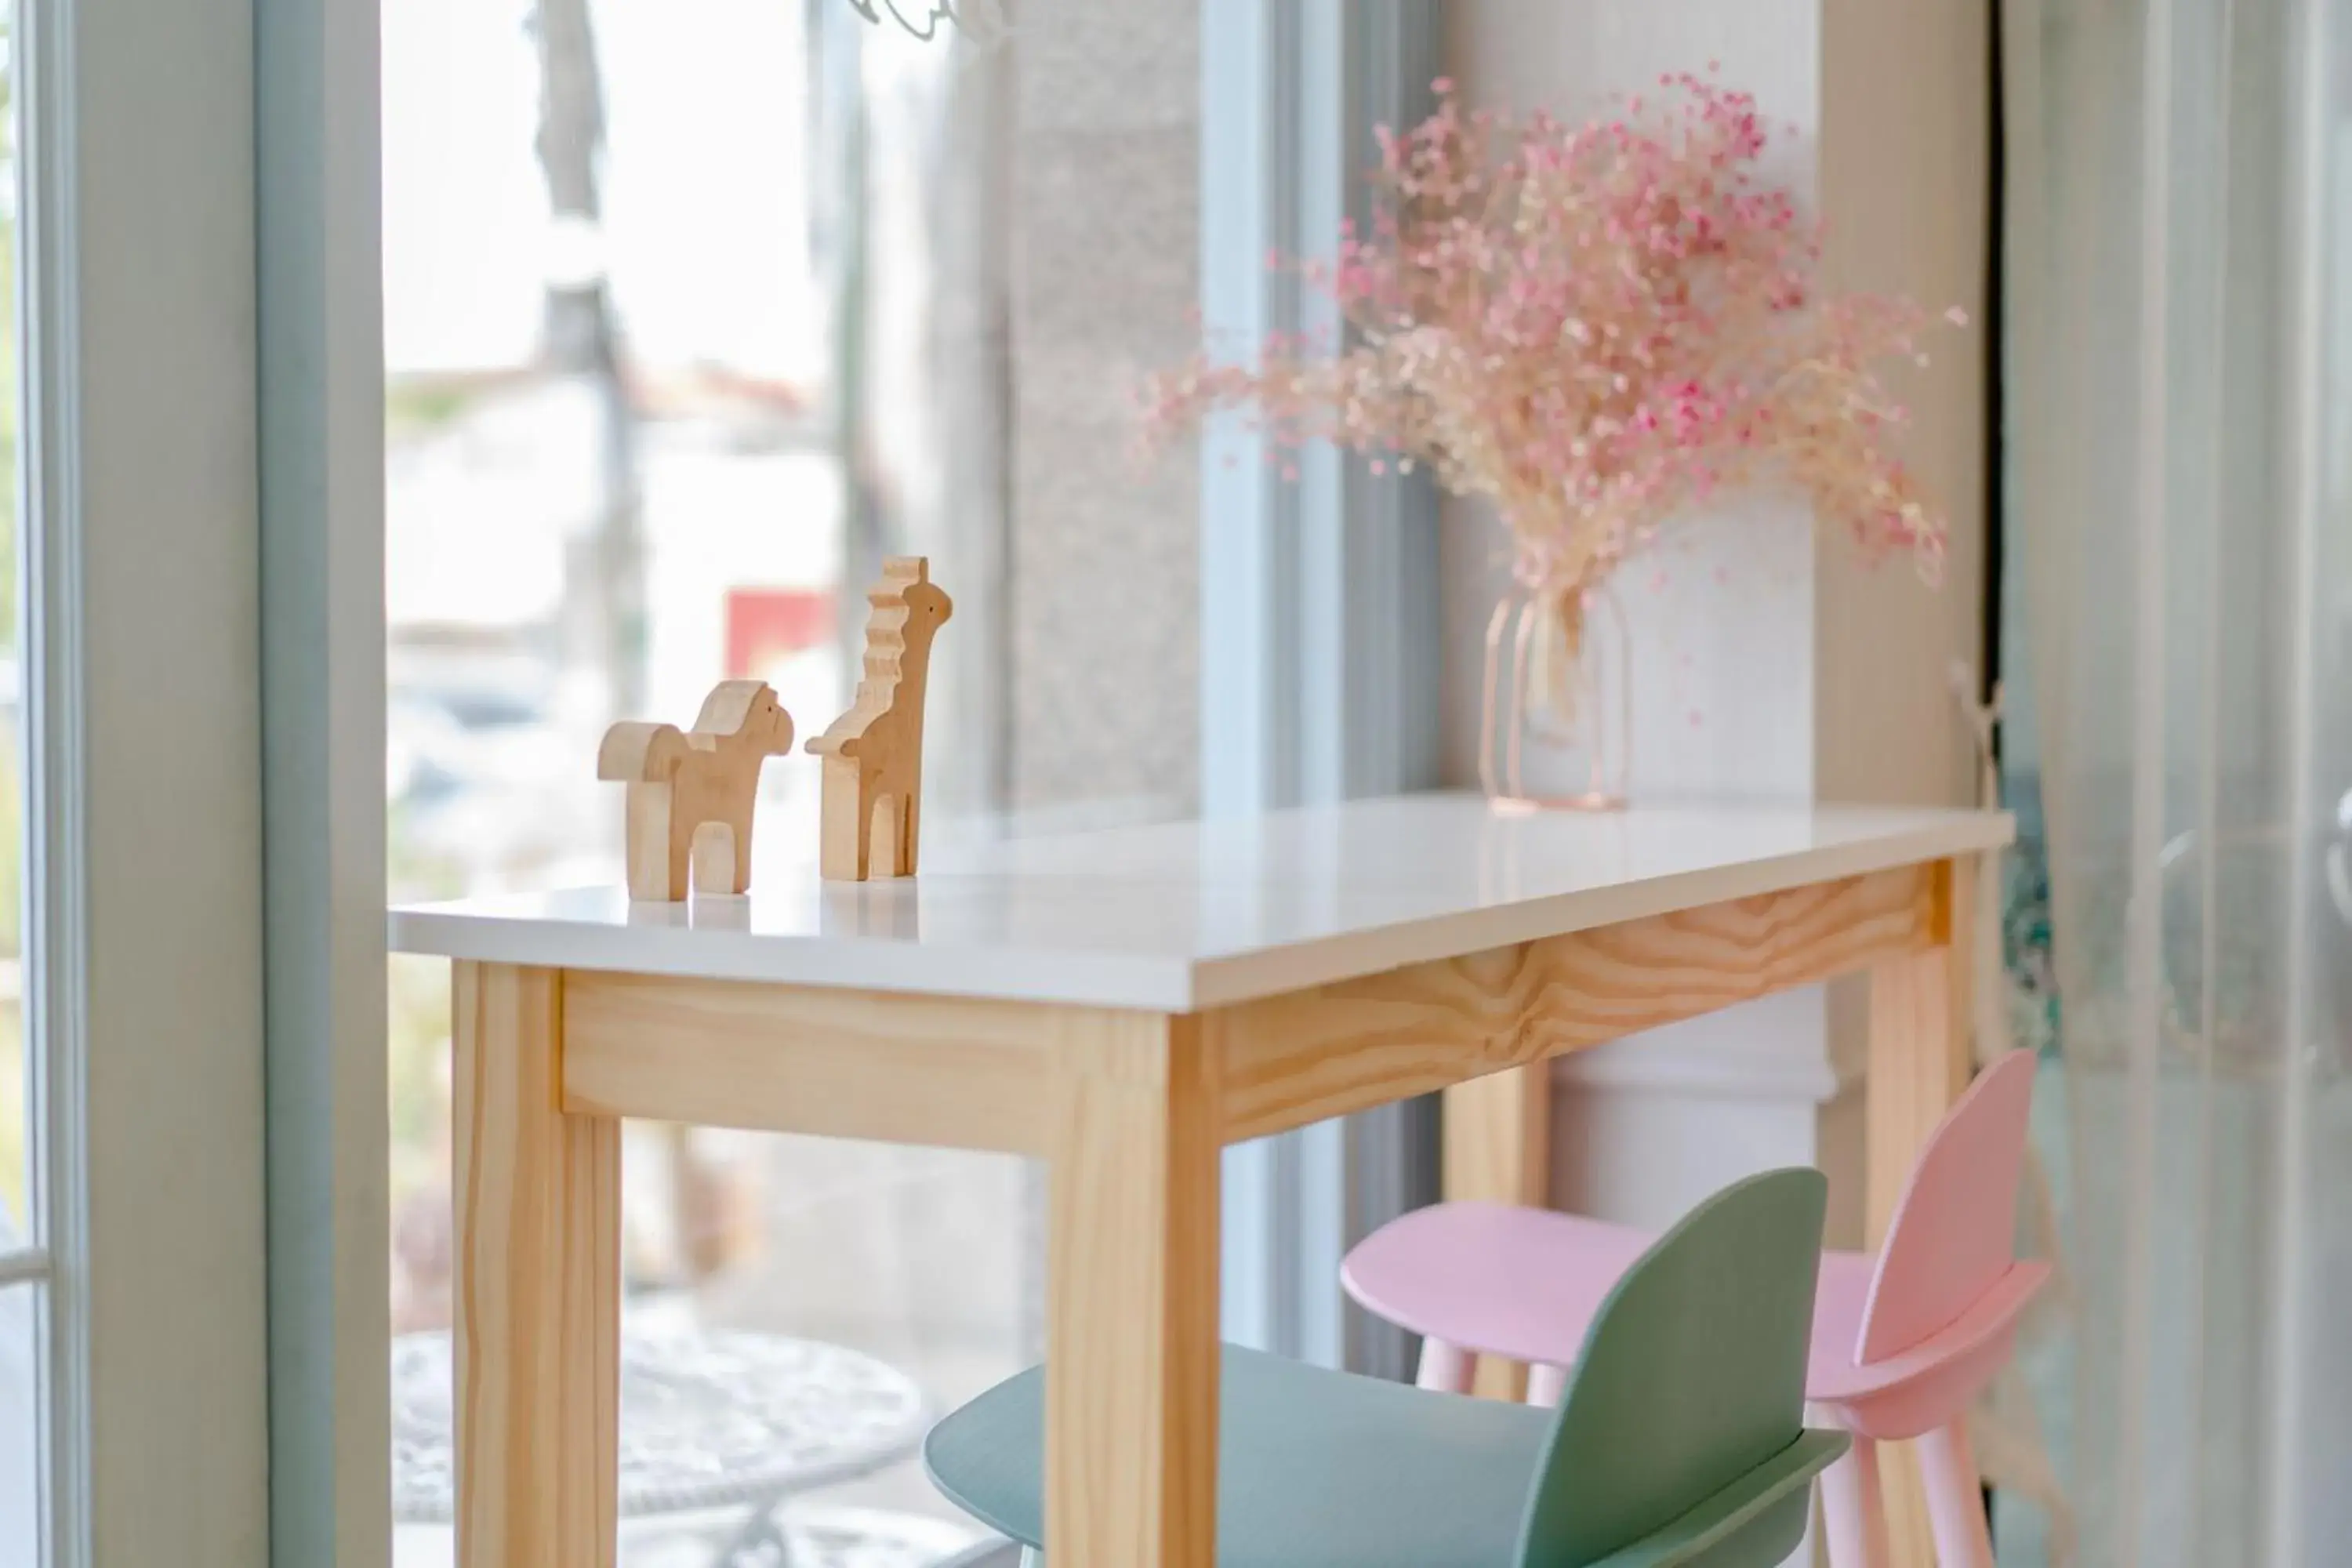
2003, 0, 2352, 1562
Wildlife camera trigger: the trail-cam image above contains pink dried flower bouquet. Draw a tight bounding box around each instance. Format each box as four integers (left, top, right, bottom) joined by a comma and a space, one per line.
1144, 72, 1962, 601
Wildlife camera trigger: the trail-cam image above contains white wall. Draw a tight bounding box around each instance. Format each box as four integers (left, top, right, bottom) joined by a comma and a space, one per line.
1439, 2, 1824, 805
1443, 0, 1989, 1247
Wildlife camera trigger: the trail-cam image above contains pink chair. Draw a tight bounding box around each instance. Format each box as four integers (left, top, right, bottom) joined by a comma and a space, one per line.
1342, 1050, 2048, 1568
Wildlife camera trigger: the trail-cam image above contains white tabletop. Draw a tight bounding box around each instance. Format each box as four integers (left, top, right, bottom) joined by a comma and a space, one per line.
388, 793, 2012, 1011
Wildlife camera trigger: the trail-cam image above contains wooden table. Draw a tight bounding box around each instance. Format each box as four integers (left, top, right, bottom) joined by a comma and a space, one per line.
390, 793, 2011, 1568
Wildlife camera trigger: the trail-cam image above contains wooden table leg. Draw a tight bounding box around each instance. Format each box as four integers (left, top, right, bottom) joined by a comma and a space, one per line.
1045, 1011, 1222, 1566
453, 962, 621, 1567
1865, 857, 1977, 1568
1440, 1062, 1550, 1400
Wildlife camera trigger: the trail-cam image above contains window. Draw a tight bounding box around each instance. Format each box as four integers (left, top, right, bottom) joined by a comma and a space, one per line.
0, 2, 38, 1555
383, 3, 1207, 1559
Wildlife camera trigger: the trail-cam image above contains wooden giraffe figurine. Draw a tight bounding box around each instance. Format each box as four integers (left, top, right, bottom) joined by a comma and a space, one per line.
808, 557, 953, 880
597, 680, 797, 900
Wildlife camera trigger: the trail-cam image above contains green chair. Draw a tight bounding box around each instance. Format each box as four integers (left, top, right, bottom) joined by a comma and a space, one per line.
923, 1167, 1846, 1567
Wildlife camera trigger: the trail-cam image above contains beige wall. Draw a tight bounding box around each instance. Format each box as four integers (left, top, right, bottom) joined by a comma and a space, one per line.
1815, 0, 1989, 810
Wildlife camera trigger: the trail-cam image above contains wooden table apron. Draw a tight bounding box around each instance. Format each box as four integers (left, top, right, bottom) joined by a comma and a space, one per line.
447, 853, 1976, 1568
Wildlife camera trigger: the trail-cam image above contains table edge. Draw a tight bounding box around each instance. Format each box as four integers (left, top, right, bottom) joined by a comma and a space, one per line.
390, 811, 2013, 1011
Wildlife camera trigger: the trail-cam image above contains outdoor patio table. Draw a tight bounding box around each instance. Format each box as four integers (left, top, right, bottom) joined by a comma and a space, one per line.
389, 791, 2011, 1568
390, 1319, 931, 1563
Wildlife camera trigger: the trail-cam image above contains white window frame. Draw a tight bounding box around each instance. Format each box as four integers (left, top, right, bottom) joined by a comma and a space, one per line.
17, 0, 281, 1560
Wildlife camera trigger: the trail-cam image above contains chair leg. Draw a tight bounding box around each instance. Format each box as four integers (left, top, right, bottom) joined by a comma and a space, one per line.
1918, 1418, 1996, 1568
1019, 1549, 1044, 1568
1525, 1362, 1568, 1407
1814, 1420, 1887, 1568
1416, 1336, 1473, 1394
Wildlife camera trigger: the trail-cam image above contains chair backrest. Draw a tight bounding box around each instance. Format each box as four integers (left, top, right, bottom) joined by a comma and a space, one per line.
1514, 1168, 1827, 1567
1856, 1049, 2038, 1364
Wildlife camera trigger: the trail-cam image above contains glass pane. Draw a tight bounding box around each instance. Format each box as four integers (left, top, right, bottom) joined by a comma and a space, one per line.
385, 4, 1196, 1560
1, 1284, 36, 1567
0, 10, 37, 1566
0, 0, 24, 1258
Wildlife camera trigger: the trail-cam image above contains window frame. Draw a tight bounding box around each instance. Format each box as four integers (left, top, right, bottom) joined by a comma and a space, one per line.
19, 0, 277, 1559
253, 0, 388, 1560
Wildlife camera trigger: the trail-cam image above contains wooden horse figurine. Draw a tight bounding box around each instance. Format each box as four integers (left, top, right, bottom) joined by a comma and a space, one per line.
597, 680, 797, 901
808, 557, 952, 880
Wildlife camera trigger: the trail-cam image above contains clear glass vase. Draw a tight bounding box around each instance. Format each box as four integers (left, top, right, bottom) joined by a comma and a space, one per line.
1478, 581, 1631, 811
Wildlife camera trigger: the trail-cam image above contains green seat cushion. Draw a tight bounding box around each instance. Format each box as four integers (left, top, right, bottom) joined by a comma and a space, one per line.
924, 1345, 1555, 1568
